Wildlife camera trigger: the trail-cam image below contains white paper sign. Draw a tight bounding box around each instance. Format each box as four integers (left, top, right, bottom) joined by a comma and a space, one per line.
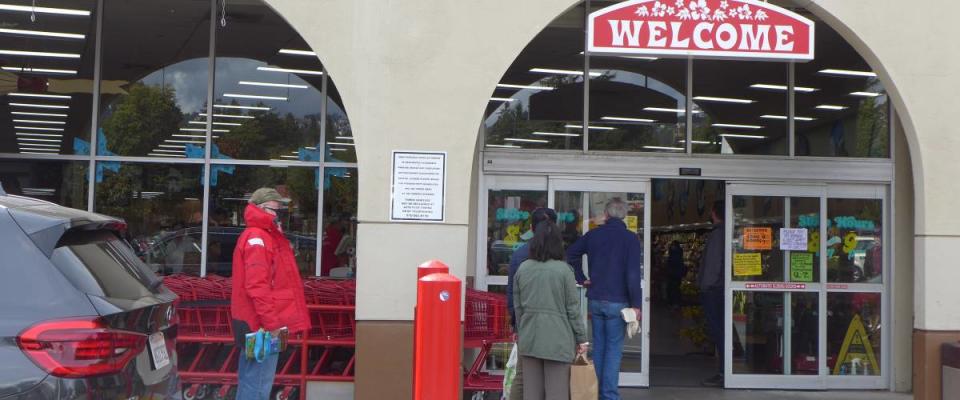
390, 151, 446, 222
780, 228, 809, 251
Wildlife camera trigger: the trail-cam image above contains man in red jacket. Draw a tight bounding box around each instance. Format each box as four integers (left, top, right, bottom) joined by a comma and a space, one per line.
231, 188, 310, 400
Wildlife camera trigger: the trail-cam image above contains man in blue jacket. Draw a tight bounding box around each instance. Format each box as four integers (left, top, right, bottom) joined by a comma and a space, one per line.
567, 198, 642, 400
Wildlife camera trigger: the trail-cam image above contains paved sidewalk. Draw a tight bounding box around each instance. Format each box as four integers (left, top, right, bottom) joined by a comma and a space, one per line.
619, 387, 912, 399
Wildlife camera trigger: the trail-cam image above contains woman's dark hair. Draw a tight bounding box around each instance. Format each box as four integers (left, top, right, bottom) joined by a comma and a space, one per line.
529, 220, 565, 262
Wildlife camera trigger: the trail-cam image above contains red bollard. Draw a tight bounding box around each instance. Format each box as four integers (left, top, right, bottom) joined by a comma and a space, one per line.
418, 259, 449, 279
413, 272, 462, 400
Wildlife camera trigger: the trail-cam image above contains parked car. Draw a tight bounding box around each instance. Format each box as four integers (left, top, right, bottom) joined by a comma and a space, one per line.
0, 185, 177, 399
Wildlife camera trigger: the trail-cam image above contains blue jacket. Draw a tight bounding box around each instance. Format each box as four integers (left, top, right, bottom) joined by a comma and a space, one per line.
506, 243, 529, 331
566, 218, 643, 308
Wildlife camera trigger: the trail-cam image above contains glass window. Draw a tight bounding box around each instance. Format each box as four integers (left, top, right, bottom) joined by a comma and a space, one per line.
693, 61, 788, 155
732, 291, 784, 375
326, 79, 356, 163
322, 168, 357, 277
0, 159, 87, 209
731, 195, 785, 282
795, 21, 889, 158
827, 292, 881, 376
213, 2, 325, 161
588, 58, 687, 153
207, 165, 319, 277
0, 0, 97, 156
98, 0, 210, 158
789, 197, 820, 283
51, 229, 159, 301
791, 292, 819, 375
483, 4, 584, 151
827, 198, 882, 283
486, 190, 547, 277
93, 162, 203, 275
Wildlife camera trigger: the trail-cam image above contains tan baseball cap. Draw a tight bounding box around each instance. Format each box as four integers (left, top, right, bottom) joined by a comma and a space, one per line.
248, 187, 290, 205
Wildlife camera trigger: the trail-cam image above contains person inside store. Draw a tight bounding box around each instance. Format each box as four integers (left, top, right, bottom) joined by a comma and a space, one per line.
230, 188, 311, 400
321, 213, 345, 276
697, 200, 726, 387
506, 207, 558, 400
667, 240, 686, 310
567, 198, 643, 400
513, 217, 589, 400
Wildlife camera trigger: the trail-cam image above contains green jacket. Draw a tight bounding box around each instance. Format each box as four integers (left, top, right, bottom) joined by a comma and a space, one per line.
513, 259, 588, 363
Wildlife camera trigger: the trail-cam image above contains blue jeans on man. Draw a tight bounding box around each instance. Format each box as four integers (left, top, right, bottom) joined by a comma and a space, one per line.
590, 300, 627, 400
236, 351, 279, 400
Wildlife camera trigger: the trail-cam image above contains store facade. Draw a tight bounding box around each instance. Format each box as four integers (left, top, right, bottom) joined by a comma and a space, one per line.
2, 0, 959, 399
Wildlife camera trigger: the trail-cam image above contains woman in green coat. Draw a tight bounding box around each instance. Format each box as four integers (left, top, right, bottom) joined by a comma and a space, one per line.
514, 220, 589, 400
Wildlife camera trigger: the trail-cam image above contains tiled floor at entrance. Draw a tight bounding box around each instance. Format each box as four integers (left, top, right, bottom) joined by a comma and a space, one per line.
619, 388, 912, 400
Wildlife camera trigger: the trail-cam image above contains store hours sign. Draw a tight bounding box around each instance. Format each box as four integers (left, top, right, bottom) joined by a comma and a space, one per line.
588, 0, 814, 61
391, 151, 446, 222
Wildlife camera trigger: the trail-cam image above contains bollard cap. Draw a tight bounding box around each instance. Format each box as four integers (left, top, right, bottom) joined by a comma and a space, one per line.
417, 260, 449, 279
419, 272, 461, 283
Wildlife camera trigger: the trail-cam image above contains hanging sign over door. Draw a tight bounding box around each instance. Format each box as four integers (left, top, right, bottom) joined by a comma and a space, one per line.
588, 0, 815, 61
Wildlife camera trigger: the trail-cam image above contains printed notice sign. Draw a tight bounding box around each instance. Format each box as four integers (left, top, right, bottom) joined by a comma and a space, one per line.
742, 227, 773, 250
780, 228, 809, 251
625, 215, 639, 233
390, 151, 446, 222
733, 253, 762, 276
790, 252, 814, 282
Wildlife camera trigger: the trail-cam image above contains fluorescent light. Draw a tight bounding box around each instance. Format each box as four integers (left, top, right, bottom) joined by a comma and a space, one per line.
601, 116, 655, 123
17, 137, 62, 142
816, 105, 848, 110
12, 119, 65, 125
2, 66, 76, 75
20, 151, 61, 155
0, 28, 85, 40
280, 155, 299, 159
16, 132, 62, 137
0, 49, 80, 59
9, 102, 69, 109
335, 136, 354, 140
305, 146, 317, 150
257, 66, 324, 75
760, 115, 815, 121
643, 146, 684, 151
239, 81, 309, 89
22, 188, 54, 191
159, 144, 186, 148
644, 107, 698, 114
0, 4, 90, 16
173, 134, 206, 138
504, 138, 549, 144
164, 140, 205, 144
750, 83, 818, 93
188, 121, 242, 126
17, 142, 60, 147
152, 149, 184, 153
679, 140, 714, 144
200, 113, 255, 119
18, 147, 58, 151
278, 49, 316, 56
14, 126, 64, 131
693, 96, 754, 104
850, 91, 882, 97
223, 93, 288, 101
330, 148, 348, 152
10, 111, 67, 117
720, 134, 766, 139
496, 83, 554, 91
148, 153, 186, 157
490, 97, 514, 102
532, 131, 580, 137
328, 142, 355, 146
819, 69, 877, 78
529, 68, 603, 77
565, 124, 616, 131
214, 104, 270, 111
485, 144, 522, 149
180, 128, 229, 132
7, 92, 71, 99
712, 123, 763, 129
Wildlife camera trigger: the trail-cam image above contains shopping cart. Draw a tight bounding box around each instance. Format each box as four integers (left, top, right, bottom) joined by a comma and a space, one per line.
463, 289, 511, 397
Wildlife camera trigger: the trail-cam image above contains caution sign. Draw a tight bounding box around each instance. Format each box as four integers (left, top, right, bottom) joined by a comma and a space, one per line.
832, 314, 879, 376
742, 227, 773, 250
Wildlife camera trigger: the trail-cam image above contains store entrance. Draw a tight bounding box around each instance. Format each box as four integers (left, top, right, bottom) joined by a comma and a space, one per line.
648, 178, 727, 386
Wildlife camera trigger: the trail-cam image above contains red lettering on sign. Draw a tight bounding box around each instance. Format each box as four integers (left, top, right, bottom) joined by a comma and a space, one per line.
744, 282, 806, 290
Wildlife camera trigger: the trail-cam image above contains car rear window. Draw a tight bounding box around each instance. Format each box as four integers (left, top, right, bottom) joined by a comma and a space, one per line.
50, 229, 160, 301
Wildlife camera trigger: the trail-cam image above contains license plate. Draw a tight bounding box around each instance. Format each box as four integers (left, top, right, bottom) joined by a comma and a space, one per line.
149, 332, 170, 370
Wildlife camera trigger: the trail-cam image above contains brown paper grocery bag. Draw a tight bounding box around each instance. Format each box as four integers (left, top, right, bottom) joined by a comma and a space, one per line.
570, 353, 598, 400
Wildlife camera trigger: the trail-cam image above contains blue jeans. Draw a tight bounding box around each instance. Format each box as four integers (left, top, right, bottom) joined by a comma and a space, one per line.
589, 300, 627, 400
236, 351, 279, 400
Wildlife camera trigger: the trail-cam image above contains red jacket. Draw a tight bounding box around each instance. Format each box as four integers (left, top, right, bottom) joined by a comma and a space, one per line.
231, 204, 310, 334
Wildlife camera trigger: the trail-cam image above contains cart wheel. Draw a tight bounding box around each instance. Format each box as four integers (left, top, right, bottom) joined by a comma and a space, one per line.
470, 392, 486, 400
213, 385, 233, 400
195, 384, 209, 399
182, 386, 197, 400
275, 387, 298, 400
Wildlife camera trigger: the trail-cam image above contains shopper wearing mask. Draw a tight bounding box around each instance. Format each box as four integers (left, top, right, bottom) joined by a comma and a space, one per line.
231, 188, 310, 400
513, 219, 589, 400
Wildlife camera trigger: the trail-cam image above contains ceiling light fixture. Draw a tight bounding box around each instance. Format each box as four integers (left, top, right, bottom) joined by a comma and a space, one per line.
601, 116, 655, 123
0, 28, 85, 40
720, 133, 767, 139
532, 131, 580, 137
12, 119, 65, 125
10, 111, 67, 117
496, 83, 554, 91
0, 4, 91, 16
712, 123, 763, 129
9, 102, 69, 109
644, 107, 698, 114
159, 144, 186, 148
7, 92, 71, 99
760, 114, 815, 121
19, 144, 60, 148
188, 121, 242, 126
179, 128, 230, 133
850, 91, 882, 97
643, 146, 684, 151
280, 155, 299, 159
819, 69, 877, 78
200, 113, 255, 119
335, 136, 353, 140
490, 97, 515, 102
504, 138, 549, 144
750, 83, 818, 93
173, 134, 206, 139
14, 126, 64, 131
278, 49, 316, 56
239, 81, 309, 89
257, 66, 324, 75
223, 93, 288, 101
164, 140, 205, 144
678, 140, 714, 144
328, 142, 355, 146
152, 149, 184, 153
815, 105, 848, 110
0, 49, 80, 59
16, 132, 62, 137
529, 68, 603, 77
214, 104, 270, 111
148, 153, 186, 157
564, 124, 616, 131
485, 144, 522, 149
17, 137, 61, 142
693, 96, 754, 104
1, 66, 76, 75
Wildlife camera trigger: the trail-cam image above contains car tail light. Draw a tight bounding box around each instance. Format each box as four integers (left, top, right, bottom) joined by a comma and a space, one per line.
16, 317, 147, 378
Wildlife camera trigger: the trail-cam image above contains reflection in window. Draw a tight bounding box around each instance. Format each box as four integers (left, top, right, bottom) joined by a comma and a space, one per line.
732, 291, 784, 375
0, 159, 87, 209
486, 190, 547, 277
326, 80, 356, 163
827, 198, 882, 283
93, 162, 203, 275
98, 0, 210, 157
208, 165, 319, 277
732, 196, 785, 282
322, 169, 357, 277
0, 0, 97, 156
588, 59, 686, 153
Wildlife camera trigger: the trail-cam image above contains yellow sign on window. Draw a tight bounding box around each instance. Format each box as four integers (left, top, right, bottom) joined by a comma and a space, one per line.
625, 215, 639, 233
733, 253, 762, 276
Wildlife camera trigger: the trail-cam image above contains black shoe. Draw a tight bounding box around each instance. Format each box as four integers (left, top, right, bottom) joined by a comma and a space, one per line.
700, 374, 724, 387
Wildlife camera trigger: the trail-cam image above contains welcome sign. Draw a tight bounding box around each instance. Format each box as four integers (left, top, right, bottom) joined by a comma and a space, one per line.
588, 0, 814, 61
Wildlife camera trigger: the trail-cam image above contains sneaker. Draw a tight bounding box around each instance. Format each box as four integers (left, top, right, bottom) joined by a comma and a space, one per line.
700, 374, 724, 387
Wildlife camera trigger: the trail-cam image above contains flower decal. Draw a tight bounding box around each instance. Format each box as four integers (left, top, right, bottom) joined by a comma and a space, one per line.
635, 5, 649, 17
